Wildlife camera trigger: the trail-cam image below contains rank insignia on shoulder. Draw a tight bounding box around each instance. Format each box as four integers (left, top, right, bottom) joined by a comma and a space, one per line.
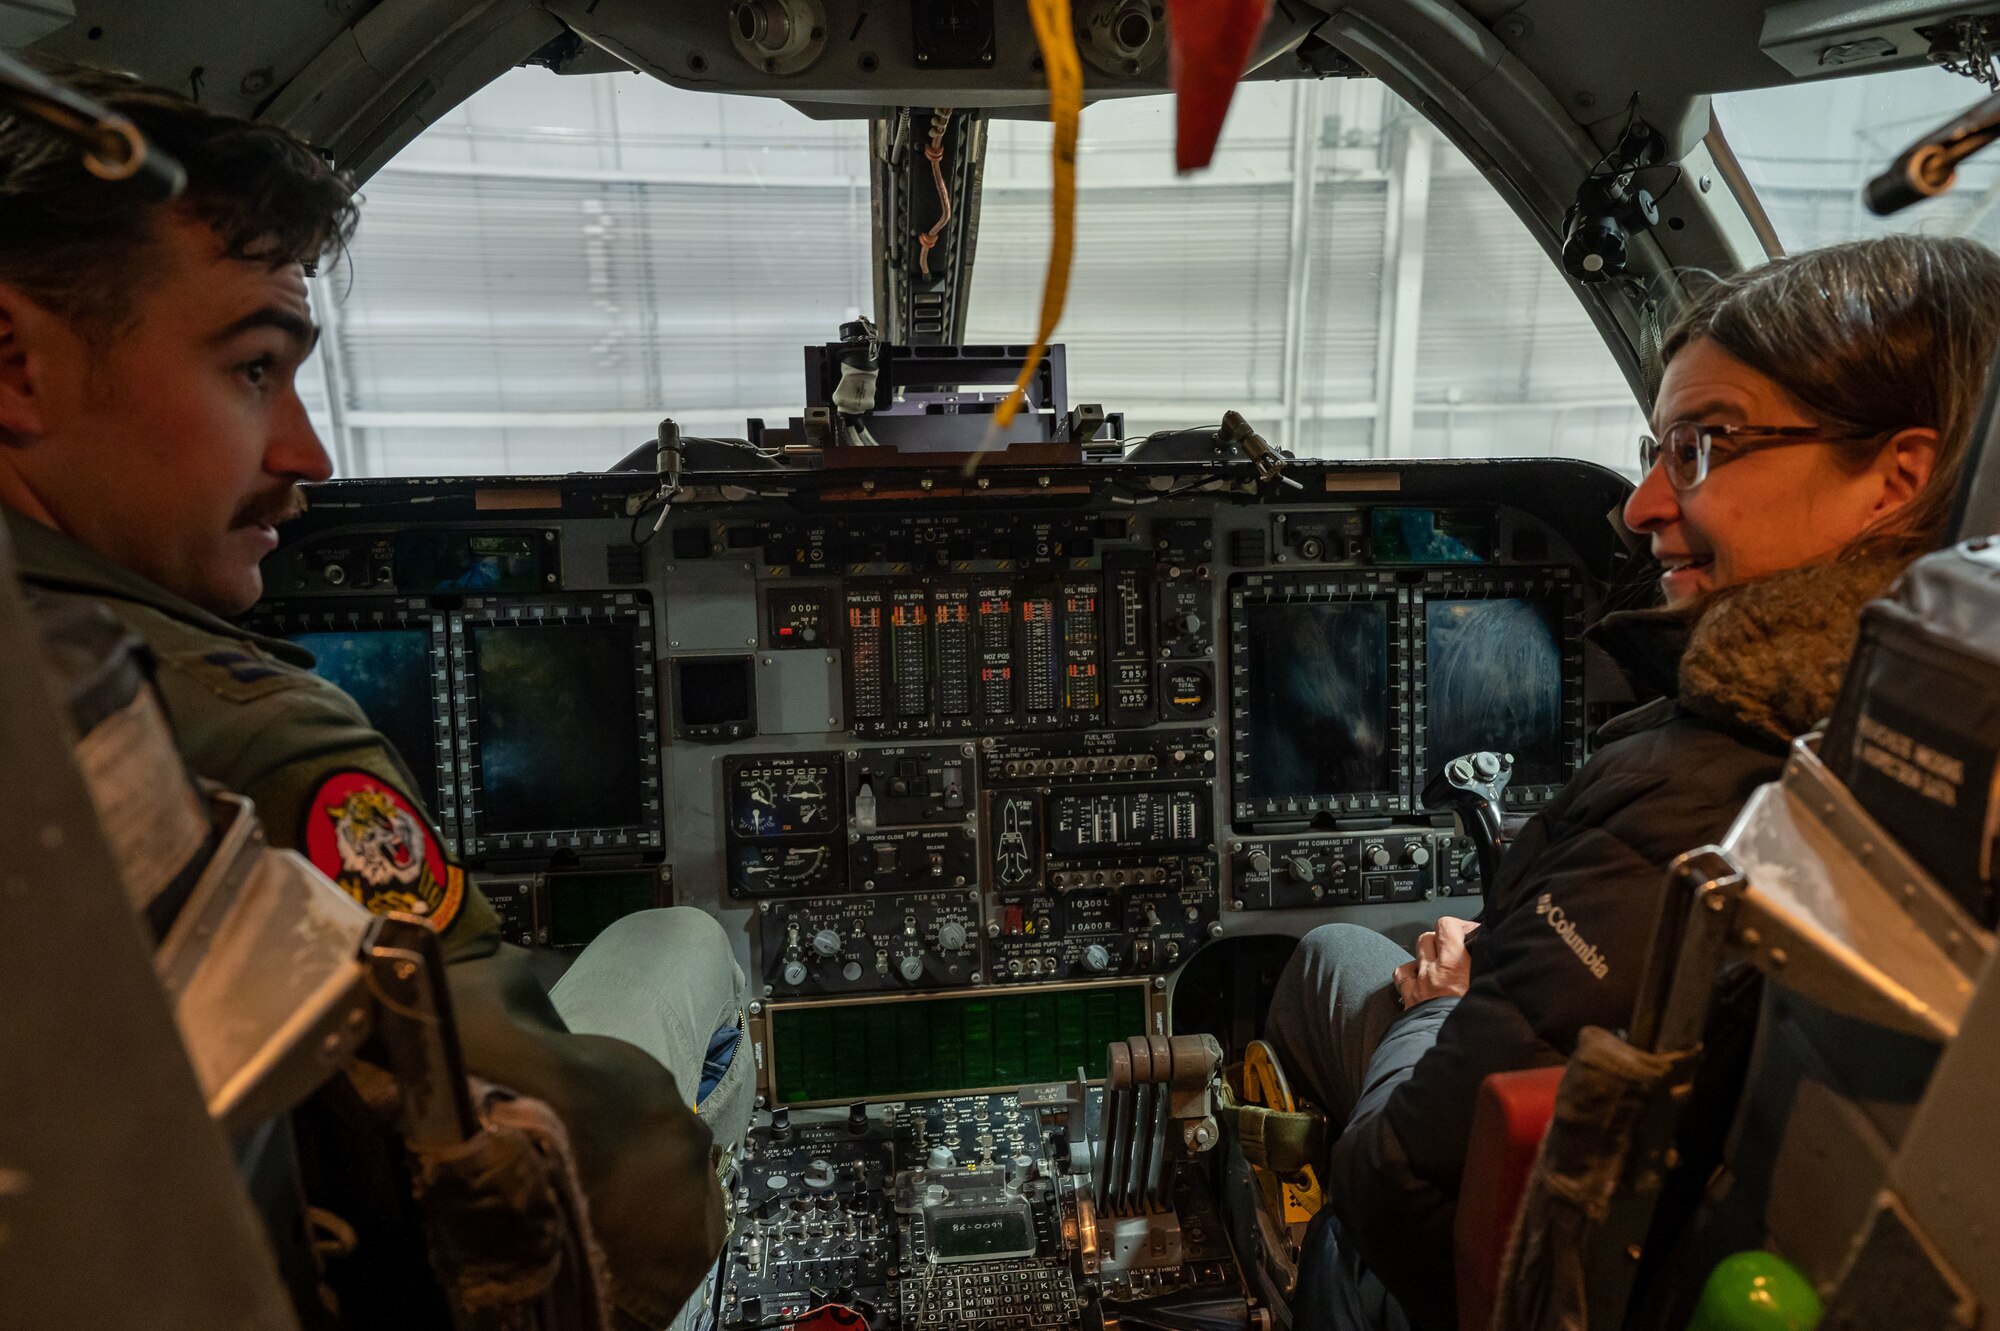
200, 648, 282, 684
301, 769, 464, 931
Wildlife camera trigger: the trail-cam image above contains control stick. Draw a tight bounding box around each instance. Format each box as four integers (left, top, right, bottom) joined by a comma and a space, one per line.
1422, 751, 1515, 887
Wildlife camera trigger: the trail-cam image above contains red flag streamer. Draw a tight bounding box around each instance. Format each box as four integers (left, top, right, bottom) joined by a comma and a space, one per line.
1168, 0, 1272, 172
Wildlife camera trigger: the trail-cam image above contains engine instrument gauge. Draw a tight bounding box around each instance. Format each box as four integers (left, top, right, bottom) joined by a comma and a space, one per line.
725, 753, 843, 837
732, 842, 845, 896
735, 775, 780, 836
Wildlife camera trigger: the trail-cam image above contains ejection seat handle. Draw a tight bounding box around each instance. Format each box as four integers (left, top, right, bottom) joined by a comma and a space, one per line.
1422, 751, 1515, 886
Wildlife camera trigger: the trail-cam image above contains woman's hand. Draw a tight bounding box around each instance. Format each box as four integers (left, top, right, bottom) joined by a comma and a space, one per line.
1392, 916, 1482, 1008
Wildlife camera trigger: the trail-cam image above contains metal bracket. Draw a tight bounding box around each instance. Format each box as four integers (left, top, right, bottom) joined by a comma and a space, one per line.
1632, 740, 1990, 1055
1629, 847, 1745, 1053
1066, 403, 1107, 444
1924, 12, 2000, 91
365, 914, 478, 1147
802, 405, 837, 450
1823, 1191, 1981, 1328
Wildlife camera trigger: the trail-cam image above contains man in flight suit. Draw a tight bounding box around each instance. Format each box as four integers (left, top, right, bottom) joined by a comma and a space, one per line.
0, 61, 751, 1330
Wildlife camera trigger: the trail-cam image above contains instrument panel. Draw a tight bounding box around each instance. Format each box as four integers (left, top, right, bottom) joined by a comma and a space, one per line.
717, 1086, 1239, 1331
254, 453, 1624, 1109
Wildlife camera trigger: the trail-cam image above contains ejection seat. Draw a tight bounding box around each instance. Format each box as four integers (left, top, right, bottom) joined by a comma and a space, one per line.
1474, 506, 2000, 1326
1, 522, 614, 1331
1387, 740, 1985, 1331
1479, 730, 1990, 1329
1475, 516, 2000, 1330
1463, 503, 2000, 1328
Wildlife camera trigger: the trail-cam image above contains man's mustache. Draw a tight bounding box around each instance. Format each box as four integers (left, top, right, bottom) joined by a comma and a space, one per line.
232, 487, 308, 530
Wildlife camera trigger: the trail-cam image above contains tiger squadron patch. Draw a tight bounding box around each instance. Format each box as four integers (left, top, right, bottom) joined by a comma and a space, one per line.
301, 769, 463, 931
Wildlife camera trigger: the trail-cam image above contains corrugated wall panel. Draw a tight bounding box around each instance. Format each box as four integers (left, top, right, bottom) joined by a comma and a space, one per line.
329, 172, 870, 418
1300, 178, 1387, 407
967, 182, 1292, 416
1417, 171, 1630, 408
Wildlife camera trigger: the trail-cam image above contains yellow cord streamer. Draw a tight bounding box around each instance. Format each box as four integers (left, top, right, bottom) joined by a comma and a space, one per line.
968, 0, 1082, 473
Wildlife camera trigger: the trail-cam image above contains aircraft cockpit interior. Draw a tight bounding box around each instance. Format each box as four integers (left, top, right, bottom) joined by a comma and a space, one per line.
10, 1, 2000, 1329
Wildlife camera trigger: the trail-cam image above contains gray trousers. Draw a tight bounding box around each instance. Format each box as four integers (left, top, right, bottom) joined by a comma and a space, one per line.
550, 907, 754, 1331
1266, 924, 1452, 1331
1266, 923, 1412, 1123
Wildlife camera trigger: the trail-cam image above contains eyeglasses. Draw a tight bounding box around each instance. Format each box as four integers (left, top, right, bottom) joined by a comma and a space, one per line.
1637, 422, 1885, 493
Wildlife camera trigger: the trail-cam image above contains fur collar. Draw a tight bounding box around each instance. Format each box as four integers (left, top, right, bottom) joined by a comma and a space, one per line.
1589, 553, 1914, 745
1678, 554, 1914, 743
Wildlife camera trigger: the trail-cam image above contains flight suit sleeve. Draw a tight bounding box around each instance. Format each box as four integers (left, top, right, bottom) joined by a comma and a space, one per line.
152, 643, 730, 1324
149, 642, 499, 959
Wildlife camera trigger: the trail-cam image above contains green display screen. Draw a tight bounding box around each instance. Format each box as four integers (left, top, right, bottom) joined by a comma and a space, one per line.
932, 1209, 1038, 1262
770, 984, 1147, 1103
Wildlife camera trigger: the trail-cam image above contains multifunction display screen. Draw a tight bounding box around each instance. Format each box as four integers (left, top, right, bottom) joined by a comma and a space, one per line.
1239, 600, 1394, 806
293, 628, 444, 816
1422, 596, 1566, 786
471, 623, 646, 835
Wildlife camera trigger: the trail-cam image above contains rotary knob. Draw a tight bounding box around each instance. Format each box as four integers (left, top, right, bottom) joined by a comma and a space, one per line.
1245, 847, 1272, 874
898, 953, 926, 983
1404, 844, 1431, 868
782, 960, 809, 987
1281, 854, 1318, 882
938, 921, 968, 951
1365, 844, 1391, 869
1082, 943, 1114, 974
812, 928, 842, 957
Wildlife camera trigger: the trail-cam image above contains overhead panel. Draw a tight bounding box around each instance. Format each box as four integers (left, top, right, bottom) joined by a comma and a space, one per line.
546, 0, 1322, 107
0, 0, 74, 45
1759, 0, 2000, 79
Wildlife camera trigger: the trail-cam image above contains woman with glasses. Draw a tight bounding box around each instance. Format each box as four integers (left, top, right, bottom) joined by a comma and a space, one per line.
1267, 233, 2000, 1331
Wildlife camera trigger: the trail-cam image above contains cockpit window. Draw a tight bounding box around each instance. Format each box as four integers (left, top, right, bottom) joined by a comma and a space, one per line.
304, 68, 1638, 478
970, 87, 1639, 470
300, 70, 872, 477
1716, 67, 2000, 252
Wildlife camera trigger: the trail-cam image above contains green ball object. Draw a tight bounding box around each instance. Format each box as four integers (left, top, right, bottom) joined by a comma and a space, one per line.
1687, 1252, 1824, 1331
